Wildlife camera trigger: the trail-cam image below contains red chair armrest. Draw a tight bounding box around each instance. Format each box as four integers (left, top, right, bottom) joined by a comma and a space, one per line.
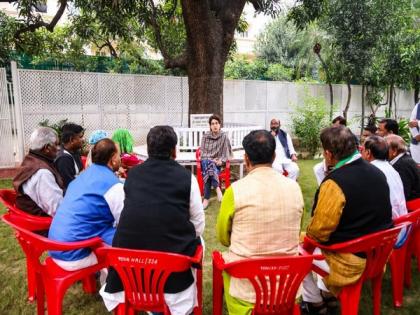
212, 251, 226, 271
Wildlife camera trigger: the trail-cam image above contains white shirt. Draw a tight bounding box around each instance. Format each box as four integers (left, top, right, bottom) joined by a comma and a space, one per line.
274, 131, 296, 162
410, 103, 420, 163
371, 159, 407, 218
22, 169, 63, 216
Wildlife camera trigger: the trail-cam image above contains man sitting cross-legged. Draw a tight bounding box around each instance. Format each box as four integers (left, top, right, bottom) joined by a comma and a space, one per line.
13, 127, 64, 216
48, 138, 124, 271
302, 126, 393, 315
101, 126, 204, 315
217, 129, 304, 315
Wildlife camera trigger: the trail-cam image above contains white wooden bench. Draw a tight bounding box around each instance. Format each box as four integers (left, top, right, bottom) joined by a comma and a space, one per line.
174, 125, 263, 152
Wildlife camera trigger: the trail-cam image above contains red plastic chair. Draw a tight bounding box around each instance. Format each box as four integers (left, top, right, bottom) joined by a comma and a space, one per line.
212, 251, 323, 315
195, 148, 231, 196
0, 189, 52, 302
303, 224, 407, 315
402, 198, 420, 289
0, 189, 52, 225
389, 209, 420, 307
1, 213, 106, 315
97, 245, 203, 315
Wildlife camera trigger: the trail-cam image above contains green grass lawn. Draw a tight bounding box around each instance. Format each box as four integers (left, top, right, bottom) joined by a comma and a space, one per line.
1, 161, 420, 314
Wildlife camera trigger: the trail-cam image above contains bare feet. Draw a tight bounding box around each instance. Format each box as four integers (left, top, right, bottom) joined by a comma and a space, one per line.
202, 199, 209, 210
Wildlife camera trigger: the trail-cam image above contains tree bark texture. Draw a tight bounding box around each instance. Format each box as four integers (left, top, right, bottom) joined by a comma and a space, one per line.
181, 0, 246, 122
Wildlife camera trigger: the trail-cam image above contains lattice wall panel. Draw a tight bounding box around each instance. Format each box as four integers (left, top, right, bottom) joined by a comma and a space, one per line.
0, 68, 15, 167
18, 70, 186, 147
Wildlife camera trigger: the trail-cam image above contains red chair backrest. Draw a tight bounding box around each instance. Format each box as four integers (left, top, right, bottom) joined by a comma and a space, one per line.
305, 224, 406, 281
213, 251, 322, 315
1, 213, 103, 269
98, 246, 202, 313
407, 198, 420, 212
0, 189, 52, 225
394, 209, 420, 226
81, 156, 87, 169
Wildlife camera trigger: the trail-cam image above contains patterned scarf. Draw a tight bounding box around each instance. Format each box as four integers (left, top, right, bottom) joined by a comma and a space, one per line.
200, 131, 232, 161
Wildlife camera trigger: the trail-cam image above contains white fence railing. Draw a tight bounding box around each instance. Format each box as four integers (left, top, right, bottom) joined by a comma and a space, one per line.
175, 125, 263, 151
0, 68, 15, 168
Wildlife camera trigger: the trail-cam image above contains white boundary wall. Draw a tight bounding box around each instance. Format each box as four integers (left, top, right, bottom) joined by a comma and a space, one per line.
1, 67, 416, 166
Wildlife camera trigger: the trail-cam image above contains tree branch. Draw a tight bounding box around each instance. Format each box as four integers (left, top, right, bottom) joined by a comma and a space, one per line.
145, 0, 187, 69
14, 0, 68, 39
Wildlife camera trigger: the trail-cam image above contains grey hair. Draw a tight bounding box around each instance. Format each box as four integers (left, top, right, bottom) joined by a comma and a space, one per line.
29, 127, 58, 151
385, 134, 407, 154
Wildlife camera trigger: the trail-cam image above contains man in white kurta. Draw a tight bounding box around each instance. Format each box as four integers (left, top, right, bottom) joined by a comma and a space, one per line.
409, 102, 420, 163
270, 118, 300, 180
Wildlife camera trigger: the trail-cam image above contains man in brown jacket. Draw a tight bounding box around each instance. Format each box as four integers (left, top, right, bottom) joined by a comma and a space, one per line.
13, 127, 64, 216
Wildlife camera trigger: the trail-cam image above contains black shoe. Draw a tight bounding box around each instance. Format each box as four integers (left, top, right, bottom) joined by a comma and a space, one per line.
300, 301, 328, 315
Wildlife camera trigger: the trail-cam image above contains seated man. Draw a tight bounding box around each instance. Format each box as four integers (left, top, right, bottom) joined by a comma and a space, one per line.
302, 126, 393, 314
13, 127, 64, 216
270, 118, 299, 180
48, 138, 124, 270
377, 118, 399, 137
101, 126, 204, 315
54, 123, 85, 190
362, 135, 407, 219
386, 134, 420, 201
217, 130, 304, 314
314, 116, 347, 185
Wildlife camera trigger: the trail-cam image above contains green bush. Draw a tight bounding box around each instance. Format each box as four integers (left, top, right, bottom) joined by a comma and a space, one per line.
265, 63, 293, 81
291, 93, 329, 157
398, 118, 411, 144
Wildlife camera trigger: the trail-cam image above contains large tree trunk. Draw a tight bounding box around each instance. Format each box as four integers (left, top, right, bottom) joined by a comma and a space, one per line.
343, 81, 351, 120
181, 0, 246, 124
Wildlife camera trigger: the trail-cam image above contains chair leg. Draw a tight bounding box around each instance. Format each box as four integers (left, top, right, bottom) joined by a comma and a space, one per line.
27, 259, 37, 302
372, 274, 384, 315
82, 274, 97, 294
212, 263, 224, 315
36, 273, 45, 315
338, 281, 363, 315
45, 284, 65, 315
114, 303, 126, 315
389, 247, 406, 308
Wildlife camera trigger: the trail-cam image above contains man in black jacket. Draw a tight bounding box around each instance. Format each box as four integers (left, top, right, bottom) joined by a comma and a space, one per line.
102, 126, 204, 315
386, 134, 420, 201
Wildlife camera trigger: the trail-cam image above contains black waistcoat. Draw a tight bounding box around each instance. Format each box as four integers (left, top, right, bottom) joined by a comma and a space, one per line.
105, 157, 199, 294
312, 158, 393, 245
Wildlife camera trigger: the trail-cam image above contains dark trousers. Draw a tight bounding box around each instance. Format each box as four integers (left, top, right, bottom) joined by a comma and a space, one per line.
204, 177, 219, 199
